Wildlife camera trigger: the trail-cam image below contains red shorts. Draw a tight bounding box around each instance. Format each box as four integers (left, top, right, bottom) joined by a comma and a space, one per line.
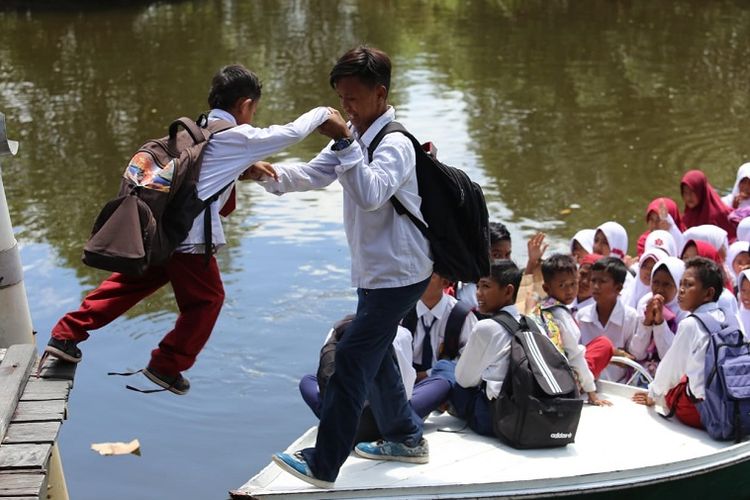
664, 376, 703, 429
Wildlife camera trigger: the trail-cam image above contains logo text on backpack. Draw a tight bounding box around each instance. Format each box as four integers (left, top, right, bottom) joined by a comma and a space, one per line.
550, 432, 573, 439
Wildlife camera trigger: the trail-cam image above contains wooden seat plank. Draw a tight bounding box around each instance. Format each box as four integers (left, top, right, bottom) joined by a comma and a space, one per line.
19, 380, 71, 402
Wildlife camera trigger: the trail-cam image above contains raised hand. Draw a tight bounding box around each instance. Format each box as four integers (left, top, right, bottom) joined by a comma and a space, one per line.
317, 108, 351, 140
525, 232, 548, 275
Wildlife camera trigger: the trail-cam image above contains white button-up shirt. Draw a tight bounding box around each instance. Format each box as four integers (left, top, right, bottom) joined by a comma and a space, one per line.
177, 107, 331, 252
260, 106, 433, 289
648, 302, 724, 407
412, 293, 477, 372
456, 304, 519, 400
576, 298, 638, 381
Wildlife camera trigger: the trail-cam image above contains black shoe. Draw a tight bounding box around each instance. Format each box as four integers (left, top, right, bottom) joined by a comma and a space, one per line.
143, 366, 190, 395
44, 337, 82, 364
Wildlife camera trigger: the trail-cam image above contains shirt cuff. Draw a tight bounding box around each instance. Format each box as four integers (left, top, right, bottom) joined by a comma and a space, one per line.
333, 141, 363, 175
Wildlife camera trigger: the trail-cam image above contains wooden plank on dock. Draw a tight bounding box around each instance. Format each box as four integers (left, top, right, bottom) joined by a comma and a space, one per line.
12, 401, 66, 424
0, 444, 51, 470
3, 423, 61, 445
19, 380, 71, 402
0, 471, 44, 497
34, 356, 77, 383
0, 345, 36, 444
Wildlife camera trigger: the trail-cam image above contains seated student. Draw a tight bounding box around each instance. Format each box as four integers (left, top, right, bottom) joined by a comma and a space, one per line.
681, 170, 736, 240
621, 248, 669, 310
636, 197, 685, 257
532, 254, 613, 402
456, 221, 512, 308
722, 162, 750, 210
403, 272, 477, 381
630, 257, 687, 377
682, 224, 729, 262
570, 229, 595, 263
633, 257, 728, 429
594, 221, 629, 261
576, 257, 639, 382
298, 317, 450, 443
681, 239, 739, 318
515, 232, 548, 314
726, 240, 750, 290
643, 229, 678, 258
573, 253, 603, 312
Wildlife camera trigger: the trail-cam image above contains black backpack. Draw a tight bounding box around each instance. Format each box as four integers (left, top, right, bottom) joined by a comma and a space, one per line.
401, 300, 474, 365
82, 116, 233, 275
368, 122, 491, 283
491, 312, 583, 449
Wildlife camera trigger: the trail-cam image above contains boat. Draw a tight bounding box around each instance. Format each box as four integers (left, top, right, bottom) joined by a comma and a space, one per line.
231, 371, 750, 499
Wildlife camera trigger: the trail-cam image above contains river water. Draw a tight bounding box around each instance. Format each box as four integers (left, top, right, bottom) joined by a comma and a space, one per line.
1, 1, 749, 498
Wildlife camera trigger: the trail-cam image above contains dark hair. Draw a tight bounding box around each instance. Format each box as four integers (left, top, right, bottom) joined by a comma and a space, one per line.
488, 259, 523, 302
541, 253, 578, 284
208, 64, 262, 111
685, 257, 723, 302
329, 46, 391, 94
489, 222, 511, 245
591, 256, 628, 286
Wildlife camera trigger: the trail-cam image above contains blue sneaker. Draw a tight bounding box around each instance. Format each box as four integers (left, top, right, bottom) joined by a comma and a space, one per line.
272, 451, 334, 489
354, 438, 429, 464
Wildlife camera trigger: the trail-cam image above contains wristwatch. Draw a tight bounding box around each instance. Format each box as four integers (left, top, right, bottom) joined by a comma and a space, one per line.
331, 136, 354, 151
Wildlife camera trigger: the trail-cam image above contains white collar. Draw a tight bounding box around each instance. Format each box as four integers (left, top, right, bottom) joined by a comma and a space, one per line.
416, 293, 451, 321
208, 108, 238, 126
578, 298, 625, 327
356, 106, 396, 149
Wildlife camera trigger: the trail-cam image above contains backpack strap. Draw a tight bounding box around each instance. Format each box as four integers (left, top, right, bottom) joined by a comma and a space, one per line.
401, 306, 418, 335
492, 310, 522, 336
366, 121, 430, 237
168, 117, 207, 144
441, 301, 473, 360
197, 117, 237, 265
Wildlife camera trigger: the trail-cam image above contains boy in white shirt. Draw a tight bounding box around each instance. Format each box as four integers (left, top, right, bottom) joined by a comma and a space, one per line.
576, 256, 639, 382
531, 254, 611, 405
44, 65, 332, 394
633, 257, 726, 429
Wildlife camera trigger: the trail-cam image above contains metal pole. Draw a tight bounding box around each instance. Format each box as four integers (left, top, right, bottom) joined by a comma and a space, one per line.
0, 112, 69, 500
0, 111, 33, 348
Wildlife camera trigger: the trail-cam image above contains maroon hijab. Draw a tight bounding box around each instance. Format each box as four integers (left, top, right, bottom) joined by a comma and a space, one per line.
681, 170, 736, 239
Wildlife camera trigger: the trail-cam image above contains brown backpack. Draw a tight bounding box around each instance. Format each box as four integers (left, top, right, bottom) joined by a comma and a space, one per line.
82, 116, 233, 275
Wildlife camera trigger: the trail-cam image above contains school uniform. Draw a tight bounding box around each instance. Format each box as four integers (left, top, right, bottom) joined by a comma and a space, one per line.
261, 106, 432, 482
533, 298, 608, 388
50, 107, 331, 376
648, 302, 725, 428
576, 298, 638, 382
412, 293, 476, 372
444, 304, 519, 436
455, 282, 478, 309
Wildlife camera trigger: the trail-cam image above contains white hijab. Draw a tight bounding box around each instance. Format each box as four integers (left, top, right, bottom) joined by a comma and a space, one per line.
722, 163, 750, 209
738, 218, 750, 242
596, 221, 628, 259
681, 224, 728, 257
570, 229, 595, 255
727, 241, 750, 283
651, 256, 687, 318
623, 248, 669, 309
644, 230, 677, 257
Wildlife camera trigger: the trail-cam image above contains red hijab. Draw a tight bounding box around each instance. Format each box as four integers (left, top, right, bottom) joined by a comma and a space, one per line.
681, 170, 736, 239
683, 239, 732, 290
646, 197, 685, 231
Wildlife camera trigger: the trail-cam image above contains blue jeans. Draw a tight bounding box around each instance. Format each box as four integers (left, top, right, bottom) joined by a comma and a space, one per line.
301, 277, 430, 482
432, 359, 494, 437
